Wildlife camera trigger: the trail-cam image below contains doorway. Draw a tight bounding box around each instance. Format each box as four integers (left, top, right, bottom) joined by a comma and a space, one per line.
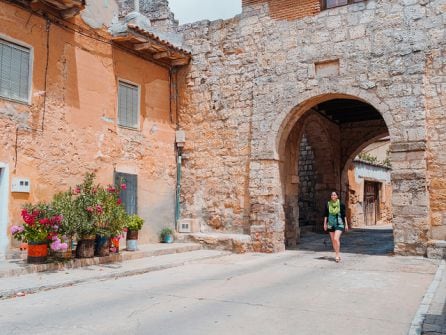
0, 164, 9, 257
364, 181, 381, 226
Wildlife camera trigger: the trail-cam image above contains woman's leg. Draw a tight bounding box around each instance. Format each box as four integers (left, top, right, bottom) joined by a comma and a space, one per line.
334, 230, 343, 259
329, 231, 337, 253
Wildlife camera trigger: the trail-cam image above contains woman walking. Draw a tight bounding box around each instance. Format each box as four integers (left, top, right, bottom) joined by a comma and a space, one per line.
324, 191, 348, 262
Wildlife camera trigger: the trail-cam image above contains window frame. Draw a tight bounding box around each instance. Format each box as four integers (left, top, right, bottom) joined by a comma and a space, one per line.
114, 171, 138, 215
117, 78, 141, 130
321, 0, 364, 10
0, 34, 33, 105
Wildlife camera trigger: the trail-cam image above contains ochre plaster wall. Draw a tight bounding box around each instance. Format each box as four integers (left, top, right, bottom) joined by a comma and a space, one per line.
0, 2, 176, 250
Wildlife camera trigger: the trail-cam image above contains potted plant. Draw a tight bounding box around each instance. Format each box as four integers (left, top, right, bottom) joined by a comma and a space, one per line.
125, 214, 144, 251
51, 191, 78, 259
10, 202, 67, 264
73, 173, 99, 258
93, 183, 128, 257
160, 227, 174, 244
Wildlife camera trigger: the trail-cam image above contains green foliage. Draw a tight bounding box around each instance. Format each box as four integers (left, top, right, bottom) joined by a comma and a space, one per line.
358, 152, 379, 164
125, 214, 144, 231
52, 191, 79, 238
159, 227, 173, 240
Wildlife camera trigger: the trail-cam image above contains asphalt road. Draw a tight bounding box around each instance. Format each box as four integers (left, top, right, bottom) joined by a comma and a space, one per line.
0, 227, 439, 335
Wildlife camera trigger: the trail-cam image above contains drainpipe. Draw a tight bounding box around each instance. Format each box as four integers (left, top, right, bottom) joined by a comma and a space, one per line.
175, 131, 186, 230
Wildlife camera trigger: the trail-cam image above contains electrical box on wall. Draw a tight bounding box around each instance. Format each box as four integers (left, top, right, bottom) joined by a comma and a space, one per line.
11, 178, 31, 193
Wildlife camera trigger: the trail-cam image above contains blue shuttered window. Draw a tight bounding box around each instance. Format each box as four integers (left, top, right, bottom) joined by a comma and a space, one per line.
0, 39, 31, 103
115, 172, 137, 215
118, 81, 139, 129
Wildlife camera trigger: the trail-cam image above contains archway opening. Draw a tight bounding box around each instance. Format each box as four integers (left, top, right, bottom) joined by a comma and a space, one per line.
280, 96, 393, 254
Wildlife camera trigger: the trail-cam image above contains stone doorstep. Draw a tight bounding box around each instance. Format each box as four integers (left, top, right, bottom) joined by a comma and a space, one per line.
177, 232, 252, 253
0, 243, 202, 278
427, 240, 446, 260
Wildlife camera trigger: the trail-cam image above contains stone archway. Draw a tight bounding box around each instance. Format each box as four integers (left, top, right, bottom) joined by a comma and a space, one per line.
249, 89, 430, 255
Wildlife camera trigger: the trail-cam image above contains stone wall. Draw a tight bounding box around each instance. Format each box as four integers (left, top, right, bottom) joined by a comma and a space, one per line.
426, 46, 446, 241
298, 134, 316, 228
176, 0, 443, 254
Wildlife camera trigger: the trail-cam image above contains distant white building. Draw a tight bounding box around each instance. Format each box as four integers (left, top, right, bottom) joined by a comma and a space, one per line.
348, 139, 392, 227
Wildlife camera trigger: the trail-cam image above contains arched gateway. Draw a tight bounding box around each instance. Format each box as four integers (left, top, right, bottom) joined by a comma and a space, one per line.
248, 90, 430, 255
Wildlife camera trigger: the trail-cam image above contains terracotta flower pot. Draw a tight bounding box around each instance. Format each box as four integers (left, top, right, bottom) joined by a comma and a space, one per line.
27, 242, 48, 264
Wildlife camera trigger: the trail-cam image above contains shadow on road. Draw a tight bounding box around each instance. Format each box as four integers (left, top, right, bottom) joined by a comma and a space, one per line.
290, 226, 394, 256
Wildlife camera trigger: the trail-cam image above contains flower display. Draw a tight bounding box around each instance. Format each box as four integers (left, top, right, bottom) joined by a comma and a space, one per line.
11, 203, 68, 251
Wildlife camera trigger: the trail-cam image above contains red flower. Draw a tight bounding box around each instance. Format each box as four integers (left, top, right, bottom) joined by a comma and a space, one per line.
86, 206, 94, 213
107, 186, 116, 193
74, 186, 81, 194
121, 183, 127, 190
96, 205, 103, 214
117, 199, 122, 205
39, 218, 50, 225
23, 214, 35, 225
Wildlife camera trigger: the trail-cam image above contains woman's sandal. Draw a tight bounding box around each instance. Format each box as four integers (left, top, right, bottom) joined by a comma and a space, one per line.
335, 257, 341, 263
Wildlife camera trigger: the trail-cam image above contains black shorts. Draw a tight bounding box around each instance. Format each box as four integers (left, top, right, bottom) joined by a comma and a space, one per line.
328, 225, 345, 233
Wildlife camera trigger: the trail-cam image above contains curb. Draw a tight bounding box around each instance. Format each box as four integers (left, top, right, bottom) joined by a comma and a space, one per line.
0, 244, 201, 278
0, 250, 230, 300
408, 260, 446, 335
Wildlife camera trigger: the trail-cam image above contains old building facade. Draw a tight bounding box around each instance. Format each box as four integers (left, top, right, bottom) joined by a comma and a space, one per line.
175, 0, 446, 256
0, 0, 190, 256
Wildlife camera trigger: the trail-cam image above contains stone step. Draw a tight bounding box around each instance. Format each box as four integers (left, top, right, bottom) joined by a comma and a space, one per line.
177, 232, 252, 253
0, 249, 230, 300
0, 242, 202, 278
427, 240, 446, 259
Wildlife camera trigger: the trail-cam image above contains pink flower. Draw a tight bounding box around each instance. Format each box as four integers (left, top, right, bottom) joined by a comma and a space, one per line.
96, 205, 103, 214
86, 207, 94, 213
10, 225, 24, 235
74, 187, 81, 194
121, 183, 127, 190
117, 199, 122, 205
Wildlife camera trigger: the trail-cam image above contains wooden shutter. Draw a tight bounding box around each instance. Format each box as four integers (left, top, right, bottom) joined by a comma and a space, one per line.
0, 39, 30, 103
118, 81, 139, 128
115, 172, 138, 215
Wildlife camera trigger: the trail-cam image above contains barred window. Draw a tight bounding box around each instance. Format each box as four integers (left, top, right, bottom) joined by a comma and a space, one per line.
0, 38, 31, 103
118, 80, 139, 129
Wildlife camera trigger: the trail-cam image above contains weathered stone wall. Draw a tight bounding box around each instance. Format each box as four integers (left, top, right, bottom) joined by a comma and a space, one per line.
177, 0, 443, 254
426, 46, 446, 240
0, 2, 177, 252
298, 134, 316, 228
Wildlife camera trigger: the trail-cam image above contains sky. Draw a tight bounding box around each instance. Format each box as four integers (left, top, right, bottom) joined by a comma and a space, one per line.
168, 0, 242, 24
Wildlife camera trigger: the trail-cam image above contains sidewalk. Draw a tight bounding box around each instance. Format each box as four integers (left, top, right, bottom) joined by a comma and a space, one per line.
407, 260, 446, 335
0, 243, 229, 300
420, 260, 446, 335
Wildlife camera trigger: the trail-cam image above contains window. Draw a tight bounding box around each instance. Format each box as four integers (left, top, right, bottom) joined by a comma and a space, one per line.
0, 38, 31, 103
115, 172, 137, 215
322, 0, 364, 9
118, 80, 139, 129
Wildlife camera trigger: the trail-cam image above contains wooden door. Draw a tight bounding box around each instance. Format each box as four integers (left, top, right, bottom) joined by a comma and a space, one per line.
364, 182, 379, 226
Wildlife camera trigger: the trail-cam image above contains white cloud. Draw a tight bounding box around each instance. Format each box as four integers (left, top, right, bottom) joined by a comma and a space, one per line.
168, 0, 242, 24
